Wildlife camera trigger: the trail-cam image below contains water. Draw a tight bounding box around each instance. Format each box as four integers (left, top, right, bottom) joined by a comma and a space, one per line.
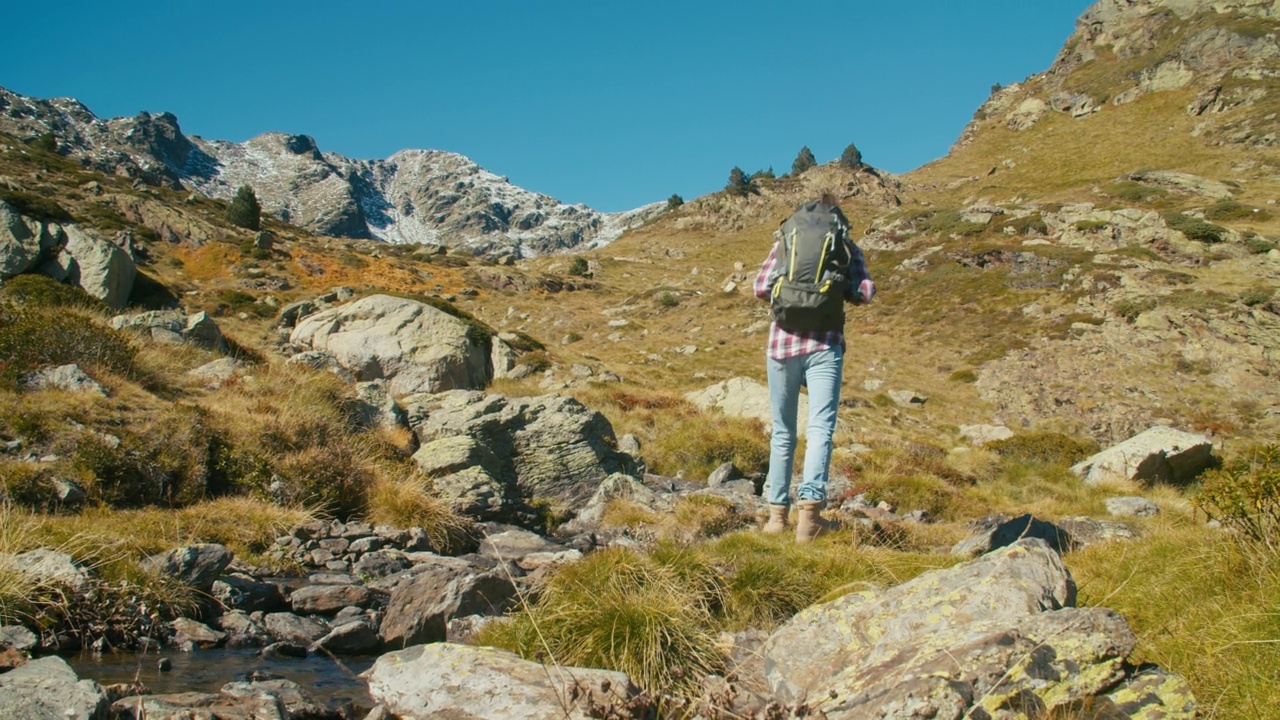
67, 647, 376, 711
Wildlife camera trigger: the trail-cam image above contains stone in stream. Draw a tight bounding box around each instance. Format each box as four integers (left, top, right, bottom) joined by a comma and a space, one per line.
0, 655, 111, 720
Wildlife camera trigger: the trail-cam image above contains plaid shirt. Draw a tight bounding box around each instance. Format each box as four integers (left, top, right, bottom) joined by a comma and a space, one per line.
754, 239, 873, 360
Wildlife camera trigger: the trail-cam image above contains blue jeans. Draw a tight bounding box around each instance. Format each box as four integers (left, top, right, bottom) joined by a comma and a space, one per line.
765, 346, 843, 505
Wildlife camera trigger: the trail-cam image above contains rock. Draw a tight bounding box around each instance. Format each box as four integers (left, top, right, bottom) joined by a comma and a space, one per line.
959, 424, 1014, 446
182, 311, 226, 351
365, 643, 638, 720
560, 473, 675, 533
261, 612, 329, 646
310, 618, 379, 655
2, 548, 94, 590
140, 544, 233, 592
353, 550, 412, 580
214, 611, 270, 648
1056, 516, 1140, 548
185, 358, 242, 388
211, 574, 285, 613
221, 677, 343, 719
0, 624, 38, 651
1072, 426, 1214, 486
951, 513, 1073, 557
289, 584, 375, 615
761, 539, 1192, 716
289, 294, 492, 395
354, 380, 406, 431
0, 200, 60, 277
259, 642, 308, 660
685, 376, 803, 435
110, 310, 186, 344
0, 655, 111, 720
46, 226, 137, 310
1106, 496, 1161, 518
478, 528, 567, 562
287, 350, 356, 382
404, 391, 633, 522
378, 557, 518, 649
170, 618, 226, 649
18, 364, 107, 396
706, 461, 737, 487
888, 389, 928, 408
0, 644, 25, 672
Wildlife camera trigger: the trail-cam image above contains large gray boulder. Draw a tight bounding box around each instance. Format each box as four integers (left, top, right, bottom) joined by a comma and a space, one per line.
1, 548, 94, 591
760, 539, 1196, 718
289, 294, 491, 394
365, 643, 638, 720
404, 390, 633, 521
0, 200, 59, 277
110, 309, 226, 350
685, 376, 801, 435
45, 226, 137, 310
0, 655, 110, 720
139, 543, 234, 593
1072, 426, 1214, 486
378, 556, 517, 649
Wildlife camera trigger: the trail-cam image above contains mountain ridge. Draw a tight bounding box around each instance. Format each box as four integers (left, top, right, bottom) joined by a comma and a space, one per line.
0, 86, 663, 257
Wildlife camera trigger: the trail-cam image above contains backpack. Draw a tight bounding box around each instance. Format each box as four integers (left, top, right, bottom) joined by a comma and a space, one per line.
769, 201, 852, 333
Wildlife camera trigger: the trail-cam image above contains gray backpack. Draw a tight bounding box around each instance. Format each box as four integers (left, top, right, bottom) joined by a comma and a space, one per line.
769, 201, 852, 333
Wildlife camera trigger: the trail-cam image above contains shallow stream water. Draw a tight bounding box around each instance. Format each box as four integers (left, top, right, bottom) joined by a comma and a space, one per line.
67, 647, 376, 710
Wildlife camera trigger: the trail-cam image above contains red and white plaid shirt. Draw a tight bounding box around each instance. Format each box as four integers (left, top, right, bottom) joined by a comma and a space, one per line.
753, 240, 874, 360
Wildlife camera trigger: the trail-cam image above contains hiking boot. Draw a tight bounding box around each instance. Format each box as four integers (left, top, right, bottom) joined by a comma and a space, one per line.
795, 500, 838, 543
762, 504, 789, 534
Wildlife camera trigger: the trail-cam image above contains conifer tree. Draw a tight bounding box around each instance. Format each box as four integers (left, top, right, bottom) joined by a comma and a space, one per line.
226, 185, 262, 231
667, 193, 684, 211
791, 146, 816, 175
839, 143, 863, 170
725, 167, 751, 197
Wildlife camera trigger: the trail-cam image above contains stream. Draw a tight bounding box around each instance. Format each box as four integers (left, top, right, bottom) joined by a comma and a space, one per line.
67, 647, 376, 710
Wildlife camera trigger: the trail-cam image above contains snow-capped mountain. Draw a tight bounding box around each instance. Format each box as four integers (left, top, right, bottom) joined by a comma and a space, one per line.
0, 87, 663, 256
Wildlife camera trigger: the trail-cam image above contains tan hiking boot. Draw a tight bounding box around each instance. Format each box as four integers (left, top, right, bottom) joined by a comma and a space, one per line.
762, 504, 789, 534
795, 500, 838, 543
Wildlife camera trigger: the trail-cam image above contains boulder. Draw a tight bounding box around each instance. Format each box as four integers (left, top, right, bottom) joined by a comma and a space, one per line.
260, 612, 329, 646
0, 655, 111, 720
0, 624, 38, 651
1106, 496, 1161, 518
18, 364, 107, 396
170, 618, 226, 649
47, 226, 137, 310
110, 310, 186, 344
182, 311, 226, 351
286, 350, 356, 382
289, 294, 491, 394
365, 643, 638, 720
950, 513, 1073, 557
354, 380, 406, 431
288, 584, 375, 615
2, 548, 94, 590
0, 200, 59, 277
211, 574, 284, 613
185, 358, 243, 388
684, 376, 799, 435
214, 611, 270, 648
761, 539, 1194, 717
959, 424, 1014, 446
378, 556, 517, 649
140, 543, 233, 592
404, 390, 633, 521
1072, 426, 1214, 486
1056, 516, 1140, 548
310, 618, 379, 655
478, 527, 567, 562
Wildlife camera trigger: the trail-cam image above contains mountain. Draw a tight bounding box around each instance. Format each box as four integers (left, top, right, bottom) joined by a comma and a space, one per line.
0, 87, 663, 257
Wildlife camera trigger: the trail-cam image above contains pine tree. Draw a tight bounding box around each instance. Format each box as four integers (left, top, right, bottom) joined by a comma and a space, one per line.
791, 146, 816, 175
667, 193, 684, 211
839, 143, 863, 170
226, 185, 262, 231
725, 167, 751, 197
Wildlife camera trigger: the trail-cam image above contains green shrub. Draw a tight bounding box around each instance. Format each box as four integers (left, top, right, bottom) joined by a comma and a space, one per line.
1194, 442, 1280, 551
1242, 287, 1275, 307
1243, 235, 1277, 255
0, 190, 73, 223
1074, 220, 1112, 233
566, 256, 589, 277
0, 274, 105, 311
1205, 199, 1268, 223
725, 167, 753, 197
1164, 212, 1227, 243
1106, 181, 1166, 204
1112, 297, 1157, 322
656, 291, 679, 308
0, 307, 136, 384
949, 369, 978, 383
985, 432, 1100, 466
215, 290, 274, 318
999, 213, 1048, 236
666, 194, 684, 211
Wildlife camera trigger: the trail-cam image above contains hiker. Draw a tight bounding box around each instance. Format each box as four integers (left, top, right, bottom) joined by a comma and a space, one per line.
753, 194, 875, 542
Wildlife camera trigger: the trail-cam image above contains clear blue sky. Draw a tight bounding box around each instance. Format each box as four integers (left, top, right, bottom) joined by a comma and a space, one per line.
2, 1, 1093, 212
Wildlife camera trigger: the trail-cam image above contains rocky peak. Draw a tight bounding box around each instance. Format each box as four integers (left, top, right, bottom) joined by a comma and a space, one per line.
0, 86, 663, 256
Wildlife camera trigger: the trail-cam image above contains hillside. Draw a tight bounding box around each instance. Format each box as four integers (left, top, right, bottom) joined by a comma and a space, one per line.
1, 0, 1280, 717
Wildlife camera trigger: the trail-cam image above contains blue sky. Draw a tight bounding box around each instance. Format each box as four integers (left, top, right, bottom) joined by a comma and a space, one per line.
2, 1, 1093, 212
